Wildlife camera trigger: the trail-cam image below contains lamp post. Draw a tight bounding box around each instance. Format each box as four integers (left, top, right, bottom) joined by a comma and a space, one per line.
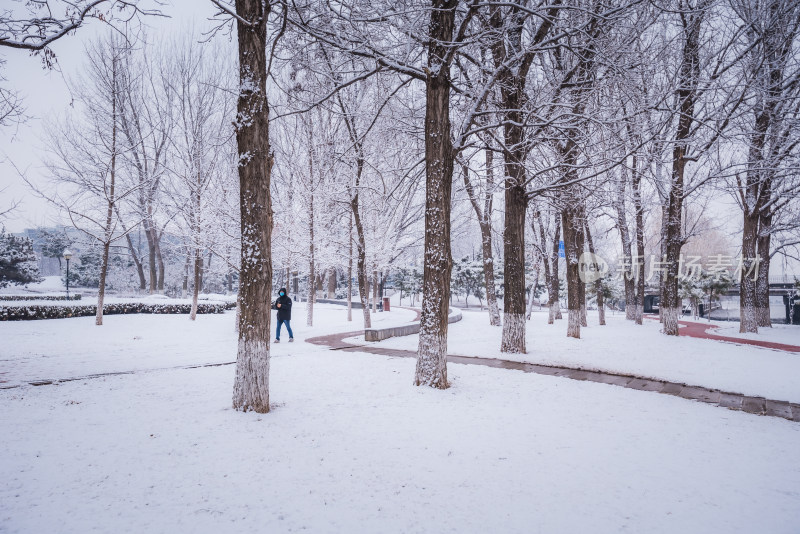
63, 249, 72, 299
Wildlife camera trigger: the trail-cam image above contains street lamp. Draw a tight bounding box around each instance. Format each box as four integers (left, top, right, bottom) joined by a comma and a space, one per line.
63, 249, 72, 299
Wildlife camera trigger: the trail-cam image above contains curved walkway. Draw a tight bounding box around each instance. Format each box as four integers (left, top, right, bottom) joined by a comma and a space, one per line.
675, 319, 800, 353
307, 324, 800, 424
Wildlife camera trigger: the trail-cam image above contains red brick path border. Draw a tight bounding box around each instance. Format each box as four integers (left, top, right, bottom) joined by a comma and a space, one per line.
307, 317, 800, 423
673, 318, 800, 353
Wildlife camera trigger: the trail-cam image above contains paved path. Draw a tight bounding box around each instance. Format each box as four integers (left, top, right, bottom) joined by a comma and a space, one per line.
307, 326, 800, 423
673, 318, 800, 353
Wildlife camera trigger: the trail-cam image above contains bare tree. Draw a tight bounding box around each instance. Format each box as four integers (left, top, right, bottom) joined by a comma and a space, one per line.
217, 0, 281, 414
0, 1, 160, 52
731, 0, 800, 331
164, 34, 233, 320
39, 33, 138, 325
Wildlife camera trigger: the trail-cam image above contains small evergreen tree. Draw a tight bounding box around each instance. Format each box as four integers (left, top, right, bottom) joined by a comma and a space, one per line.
63, 249, 103, 288
0, 230, 42, 288
37, 227, 73, 269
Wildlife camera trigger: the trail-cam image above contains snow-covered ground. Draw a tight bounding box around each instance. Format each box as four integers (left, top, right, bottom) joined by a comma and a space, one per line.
0, 304, 414, 388
1, 305, 799, 533
0, 275, 67, 294
713, 322, 800, 346
346, 309, 800, 403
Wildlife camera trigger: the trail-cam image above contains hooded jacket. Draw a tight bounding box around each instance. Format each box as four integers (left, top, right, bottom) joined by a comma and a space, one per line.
273, 288, 292, 321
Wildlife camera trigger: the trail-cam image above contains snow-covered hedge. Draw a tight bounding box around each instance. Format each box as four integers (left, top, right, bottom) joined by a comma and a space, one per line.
0, 294, 82, 302
0, 301, 236, 321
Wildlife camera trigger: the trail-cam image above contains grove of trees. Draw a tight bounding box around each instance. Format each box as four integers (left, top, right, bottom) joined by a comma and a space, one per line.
2, 0, 800, 409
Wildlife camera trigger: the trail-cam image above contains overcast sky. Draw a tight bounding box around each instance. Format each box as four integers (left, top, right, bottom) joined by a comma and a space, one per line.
2, 2, 798, 276
0, 0, 221, 233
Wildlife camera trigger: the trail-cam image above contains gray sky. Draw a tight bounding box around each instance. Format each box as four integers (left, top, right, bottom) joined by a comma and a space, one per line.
0, 0, 222, 232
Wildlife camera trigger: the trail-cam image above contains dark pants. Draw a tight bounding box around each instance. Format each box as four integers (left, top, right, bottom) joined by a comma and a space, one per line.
276, 319, 293, 340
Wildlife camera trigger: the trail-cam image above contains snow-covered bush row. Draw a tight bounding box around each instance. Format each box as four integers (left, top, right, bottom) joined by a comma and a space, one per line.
0, 294, 82, 302
0, 301, 235, 321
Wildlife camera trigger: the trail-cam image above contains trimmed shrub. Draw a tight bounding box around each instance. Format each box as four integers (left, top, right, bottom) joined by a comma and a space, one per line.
0, 294, 82, 302
0, 301, 236, 321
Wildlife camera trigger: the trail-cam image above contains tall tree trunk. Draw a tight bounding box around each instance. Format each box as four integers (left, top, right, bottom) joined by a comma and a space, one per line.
548, 216, 562, 323
526, 255, 541, 320
155, 231, 165, 292
231, 0, 273, 414
144, 221, 157, 294
327, 266, 336, 299
662, 6, 702, 336
756, 212, 772, 327
632, 159, 645, 324
614, 170, 636, 320
347, 213, 353, 322
489, 5, 530, 354
415, 0, 457, 389
308, 190, 315, 327
117, 210, 146, 291
740, 208, 760, 333
190, 246, 202, 321
461, 151, 500, 326
533, 210, 552, 321
96, 54, 118, 327
562, 202, 583, 338
350, 162, 371, 329
501, 180, 527, 352
584, 222, 605, 325
97, 240, 111, 326
372, 268, 378, 313
182, 252, 190, 298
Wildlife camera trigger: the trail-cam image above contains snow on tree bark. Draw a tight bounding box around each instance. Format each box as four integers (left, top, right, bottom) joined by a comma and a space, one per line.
562, 203, 584, 339
662, 2, 703, 336
415, 0, 457, 389
631, 155, 645, 325
232, 0, 273, 414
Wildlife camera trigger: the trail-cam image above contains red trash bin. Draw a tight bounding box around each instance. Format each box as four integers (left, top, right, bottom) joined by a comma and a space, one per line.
382, 297, 391, 312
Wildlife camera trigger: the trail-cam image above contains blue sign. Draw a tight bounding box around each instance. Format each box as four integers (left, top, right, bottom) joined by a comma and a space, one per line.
558, 240, 565, 258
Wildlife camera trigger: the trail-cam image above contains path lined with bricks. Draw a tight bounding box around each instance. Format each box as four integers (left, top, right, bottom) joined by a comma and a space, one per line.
674, 319, 800, 353
307, 328, 800, 423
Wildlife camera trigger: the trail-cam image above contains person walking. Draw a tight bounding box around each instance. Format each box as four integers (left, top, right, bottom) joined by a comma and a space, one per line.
273, 287, 294, 343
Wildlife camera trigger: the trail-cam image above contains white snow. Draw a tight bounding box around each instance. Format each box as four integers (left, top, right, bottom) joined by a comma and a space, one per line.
0, 275, 67, 294
347, 308, 800, 403
1, 305, 799, 533
712, 322, 800, 346
0, 304, 415, 388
